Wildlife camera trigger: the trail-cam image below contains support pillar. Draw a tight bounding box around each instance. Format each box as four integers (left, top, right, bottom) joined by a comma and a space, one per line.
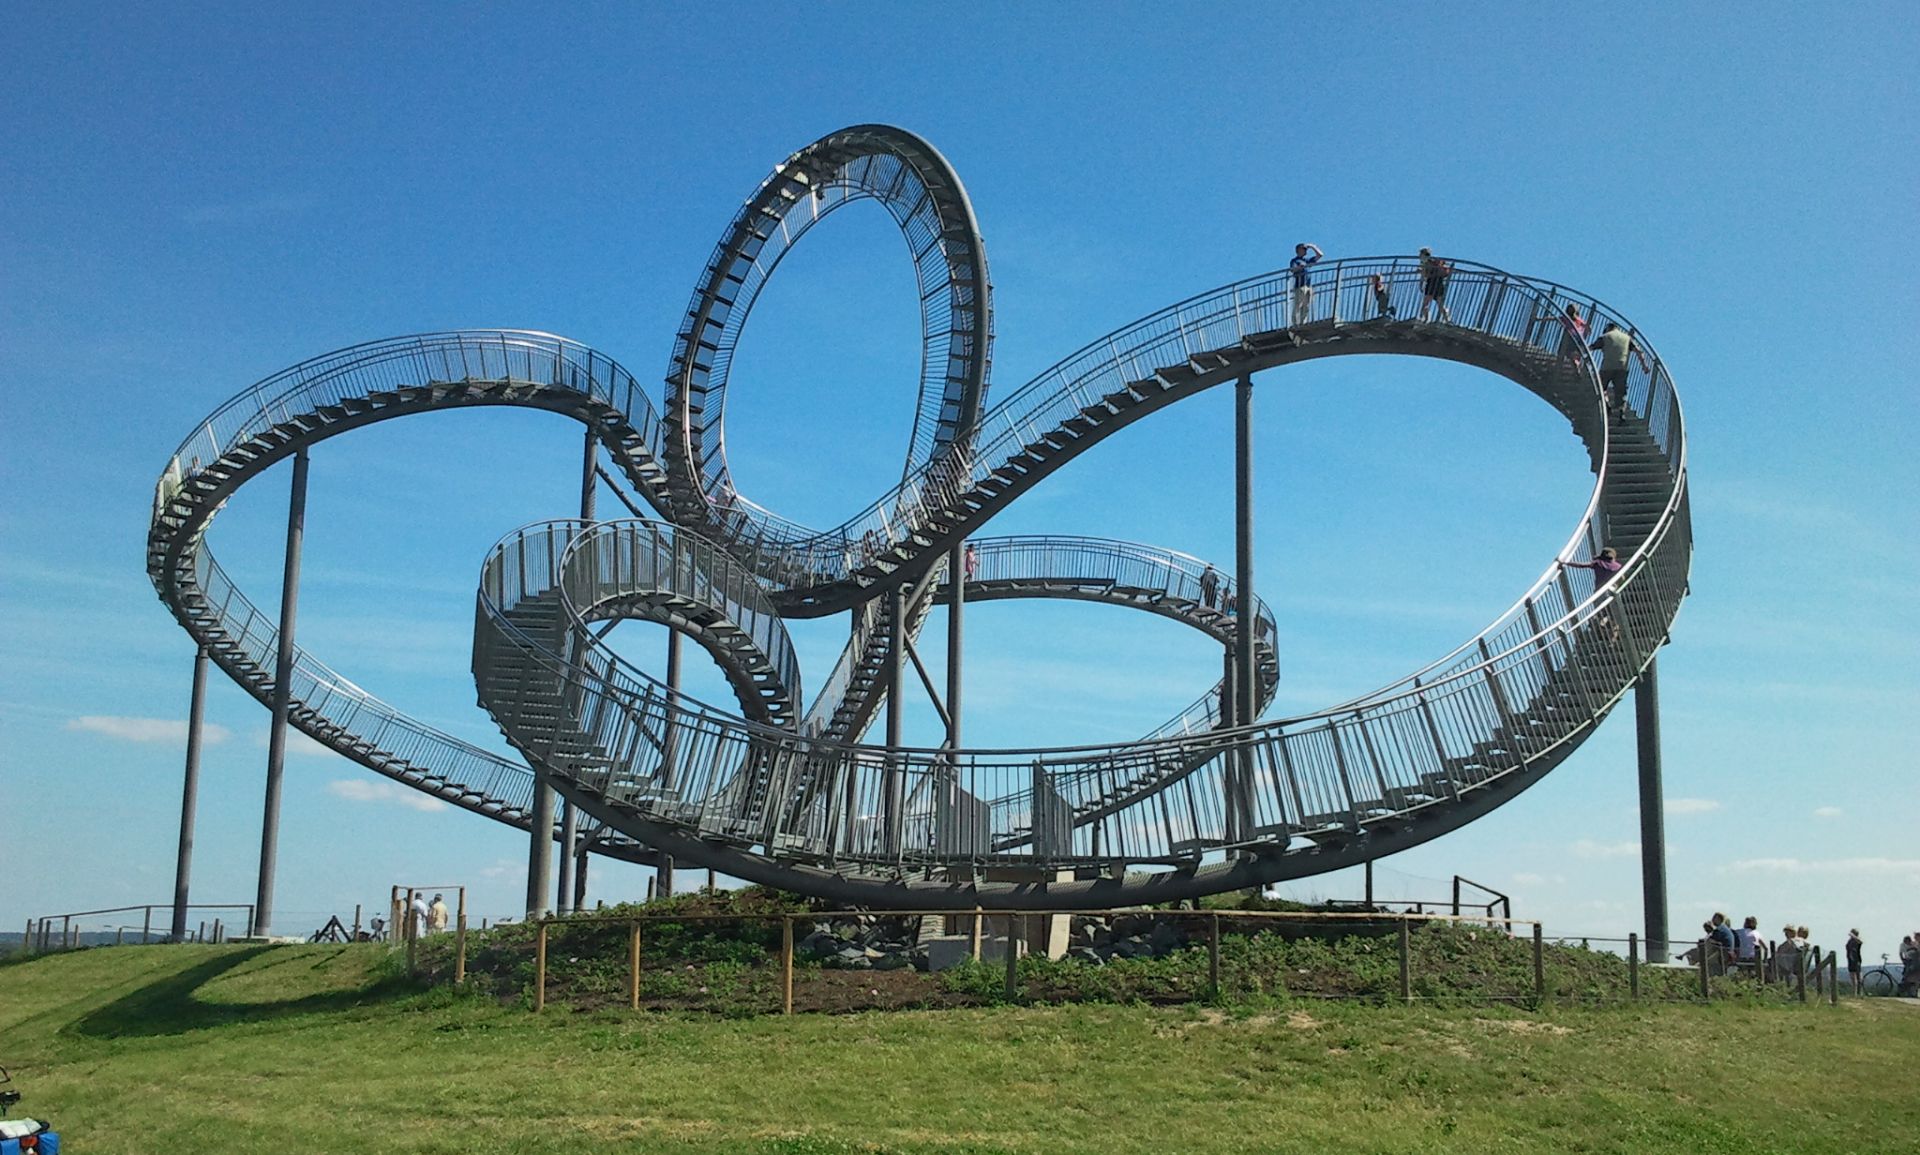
573, 843, 590, 910
1231, 373, 1257, 845
171, 646, 210, 942
883, 583, 906, 858
555, 426, 597, 916
255, 447, 308, 938
1636, 658, 1669, 962
940, 543, 965, 854
946, 543, 964, 752
656, 628, 681, 899
556, 807, 578, 916
525, 784, 554, 919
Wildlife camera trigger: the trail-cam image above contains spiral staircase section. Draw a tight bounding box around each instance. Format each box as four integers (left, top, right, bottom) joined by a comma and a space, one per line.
148, 125, 1688, 910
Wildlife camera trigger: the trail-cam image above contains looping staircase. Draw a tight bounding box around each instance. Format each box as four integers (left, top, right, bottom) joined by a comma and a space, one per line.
148, 124, 1689, 911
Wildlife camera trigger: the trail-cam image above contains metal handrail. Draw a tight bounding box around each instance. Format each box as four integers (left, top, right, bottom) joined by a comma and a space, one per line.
466, 257, 1687, 874
148, 332, 668, 856
147, 235, 1687, 890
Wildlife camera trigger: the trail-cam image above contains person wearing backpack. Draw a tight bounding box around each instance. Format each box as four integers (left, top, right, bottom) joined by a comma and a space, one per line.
1418, 248, 1454, 323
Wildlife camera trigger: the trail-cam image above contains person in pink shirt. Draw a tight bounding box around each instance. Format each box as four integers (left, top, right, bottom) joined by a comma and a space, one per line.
1561, 548, 1624, 641
1561, 547, 1622, 586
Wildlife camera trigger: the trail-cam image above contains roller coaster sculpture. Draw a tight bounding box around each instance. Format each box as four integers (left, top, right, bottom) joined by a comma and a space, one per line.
149, 126, 1690, 910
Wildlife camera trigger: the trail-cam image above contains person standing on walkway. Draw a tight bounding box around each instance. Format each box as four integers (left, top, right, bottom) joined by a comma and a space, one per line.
1370, 271, 1395, 319
408, 891, 430, 941
1558, 303, 1591, 363
1560, 547, 1623, 587
963, 542, 980, 583
1418, 249, 1453, 322
1199, 564, 1220, 610
1561, 548, 1625, 641
428, 894, 450, 935
1290, 242, 1323, 330
1589, 322, 1651, 420
1846, 929, 1864, 995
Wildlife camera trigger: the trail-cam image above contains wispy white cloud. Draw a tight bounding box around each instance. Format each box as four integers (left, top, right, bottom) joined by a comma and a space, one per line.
1511, 872, 1566, 886
1666, 797, 1721, 816
478, 858, 518, 879
1723, 857, 1920, 878
1812, 806, 1843, 819
68, 715, 230, 745
1572, 839, 1639, 860
327, 778, 446, 813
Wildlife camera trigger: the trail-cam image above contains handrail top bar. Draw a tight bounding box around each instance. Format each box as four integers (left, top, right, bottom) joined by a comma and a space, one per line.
530, 907, 1541, 927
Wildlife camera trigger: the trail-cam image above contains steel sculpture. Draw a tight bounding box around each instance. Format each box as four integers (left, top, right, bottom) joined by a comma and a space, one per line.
149, 125, 1689, 917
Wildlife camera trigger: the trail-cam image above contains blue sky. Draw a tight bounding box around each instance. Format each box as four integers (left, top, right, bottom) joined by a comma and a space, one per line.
2, 5, 1914, 954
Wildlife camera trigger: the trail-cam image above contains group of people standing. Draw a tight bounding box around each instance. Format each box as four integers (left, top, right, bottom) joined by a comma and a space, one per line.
406, 891, 450, 939
1282, 245, 1651, 419
1698, 913, 1917, 996
1285, 244, 1459, 331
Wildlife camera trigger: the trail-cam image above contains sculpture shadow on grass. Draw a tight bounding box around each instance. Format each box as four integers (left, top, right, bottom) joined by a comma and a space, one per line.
71, 947, 421, 1039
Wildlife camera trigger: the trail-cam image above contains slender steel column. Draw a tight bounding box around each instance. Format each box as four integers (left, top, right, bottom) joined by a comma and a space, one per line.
884, 584, 906, 857
1220, 649, 1236, 729
946, 543, 965, 751
555, 427, 596, 915
573, 844, 590, 910
1635, 658, 1669, 962
656, 629, 681, 899
579, 424, 598, 521
170, 646, 211, 942
524, 783, 555, 920
1232, 373, 1257, 844
941, 544, 965, 855
555, 806, 577, 915
255, 447, 309, 938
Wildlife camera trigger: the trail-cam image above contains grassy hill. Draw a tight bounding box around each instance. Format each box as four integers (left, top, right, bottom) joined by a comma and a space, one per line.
2, 943, 1915, 1154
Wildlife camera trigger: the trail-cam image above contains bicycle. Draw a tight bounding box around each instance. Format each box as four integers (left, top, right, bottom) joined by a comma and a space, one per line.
1860, 954, 1901, 997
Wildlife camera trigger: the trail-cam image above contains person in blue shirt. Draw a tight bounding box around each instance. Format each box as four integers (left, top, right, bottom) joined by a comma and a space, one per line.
1289, 242, 1323, 330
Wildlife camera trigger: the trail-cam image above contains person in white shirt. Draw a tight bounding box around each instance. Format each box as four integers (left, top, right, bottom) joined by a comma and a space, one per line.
409, 892, 431, 940
1733, 916, 1763, 972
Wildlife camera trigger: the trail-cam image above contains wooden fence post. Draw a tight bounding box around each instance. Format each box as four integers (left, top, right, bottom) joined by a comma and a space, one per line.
1629, 933, 1640, 1001
1532, 923, 1545, 1002
455, 882, 470, 978
1697, 939, 1709, 1000
1399, 917, 1413, 1004
970, 907, 983, 963
782, 916, 795, 1016
534, 920, 549, 1013
1828, 953, 1838, 1007
454, 888, 469, 985
628, 922, 642, 1011
1208, 913, 1222, 1001
1796, 948, 1808, 1004
1003, 914, 1020, 1002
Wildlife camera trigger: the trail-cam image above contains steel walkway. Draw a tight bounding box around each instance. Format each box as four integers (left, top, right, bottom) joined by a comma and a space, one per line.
148, 125, 1689, 908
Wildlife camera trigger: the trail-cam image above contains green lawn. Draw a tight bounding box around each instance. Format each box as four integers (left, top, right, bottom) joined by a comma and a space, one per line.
2, 944, 1914, 1154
